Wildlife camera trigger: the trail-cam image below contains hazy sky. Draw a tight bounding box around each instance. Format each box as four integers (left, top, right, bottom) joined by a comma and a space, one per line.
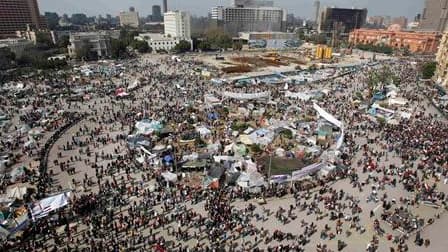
38, 0, 424, 19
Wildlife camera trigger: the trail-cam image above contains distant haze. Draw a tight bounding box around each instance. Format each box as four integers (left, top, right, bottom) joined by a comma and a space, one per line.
38, 0, 424, 19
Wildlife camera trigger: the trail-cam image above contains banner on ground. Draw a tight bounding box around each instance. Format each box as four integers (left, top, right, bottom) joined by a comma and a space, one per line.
222, 91, 271, 100
31, 191, 71, 220
291, 163, 325, 180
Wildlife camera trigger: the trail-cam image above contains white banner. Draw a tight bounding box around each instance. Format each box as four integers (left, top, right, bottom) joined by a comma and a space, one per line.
285, 91, 312, 101
31, 192, 71, 220
313, 103, 343, 128
222, 91, 271, 100
291, 163, 325, 180
313, 103, 344, 150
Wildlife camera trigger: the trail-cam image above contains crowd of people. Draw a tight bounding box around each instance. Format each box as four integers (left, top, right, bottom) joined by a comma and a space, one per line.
0, 54, 447, 252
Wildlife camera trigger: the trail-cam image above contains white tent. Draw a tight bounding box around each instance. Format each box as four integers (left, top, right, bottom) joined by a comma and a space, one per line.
7, 186, 28, 200
161, 171, 177, 182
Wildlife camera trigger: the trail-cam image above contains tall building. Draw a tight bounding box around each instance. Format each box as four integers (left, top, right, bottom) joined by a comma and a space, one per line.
211, 0, 286, 35
120, 7, 140, 28
164, 11, 191, 39
436, 32, 448, 87
419, 0, 448, 32
0, 0, 47, 38
163, 0, 168, 13
231, 0, 273, 7
392, 16, 408, 29
152, 5, 162, 22
314, 1, 320, 23
318, 7, 367, 36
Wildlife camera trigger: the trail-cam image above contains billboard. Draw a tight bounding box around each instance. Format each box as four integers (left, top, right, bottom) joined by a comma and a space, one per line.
248, 39, 301, 49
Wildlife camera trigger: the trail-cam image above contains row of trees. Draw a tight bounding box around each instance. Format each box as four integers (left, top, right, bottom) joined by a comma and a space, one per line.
421, 61, 437, 79
0, 46, 67, 70
197, 29, 233, 51
355, 43, 393, 55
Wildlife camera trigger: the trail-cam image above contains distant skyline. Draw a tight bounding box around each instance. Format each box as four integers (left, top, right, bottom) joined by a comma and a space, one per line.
38, 0, 424, 19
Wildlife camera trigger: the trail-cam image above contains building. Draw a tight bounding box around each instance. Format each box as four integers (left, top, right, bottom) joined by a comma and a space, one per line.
164, 11, 191, 39
314, 1, 320, 23
67, 32, 114, 58
349, 28, 441, 54
135, 33, 192, 51
152, 5, 163, 22
318, 7, 367, 35
419, 0, 448, 32
0, 0, 47, 38
16, 25, 56, 45
367, 16, 385, 27
238, 31, 300, 49
436, 32, 448, 87
120, 7, 140, 28
211, 0, 286, 35
0, 38, 33, 57
163, 0, 168, 13
211, 6, 225, 21
391, 16, 408, 29
231, 0, 274, 7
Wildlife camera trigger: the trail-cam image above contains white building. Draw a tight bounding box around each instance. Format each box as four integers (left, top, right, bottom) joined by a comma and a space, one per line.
211, 0, 286, 35
164, 11, 191, 39
211, 6, 224, 20
68, 32, 113, 58
0, 38, 33, 57
120, 7, 140, 28
135, 33, 192, 52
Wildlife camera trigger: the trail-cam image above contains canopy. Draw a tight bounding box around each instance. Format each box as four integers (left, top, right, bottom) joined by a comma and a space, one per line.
161, 172, 177, 182
249, 128, 275, 146
135, 119, 163, 135
7, 186, 27, 200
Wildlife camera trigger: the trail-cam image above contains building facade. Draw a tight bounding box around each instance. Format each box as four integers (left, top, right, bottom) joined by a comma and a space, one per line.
0, 0, 47, 38
391, 16, 408, 29
120, 7, 140, 28
163, 0, 168, 14
135, 33, 192, 51
212, 1, 286, 35
436, 32, 448, 87
164, 11, 191, 39
318, 7, 367, 35
419, 0, 448, 32
67, 32, 113, 58
349, 28, 441, 54
152, 5, 163, 22
0, 38, 33, 57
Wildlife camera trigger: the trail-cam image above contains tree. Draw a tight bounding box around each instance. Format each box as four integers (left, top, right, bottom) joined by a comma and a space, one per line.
173, 40, 191, 53
421, 61, 437, 79
0, 47, 15, 70
233, 41, 243, 51
75, 40, 91, 60
110, 39, 128, 59
119, 29, 139, 46
131, 40, 151, 53
197, 40, 212, 51
205, 28, 232, 50
35, 32, 54, 50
